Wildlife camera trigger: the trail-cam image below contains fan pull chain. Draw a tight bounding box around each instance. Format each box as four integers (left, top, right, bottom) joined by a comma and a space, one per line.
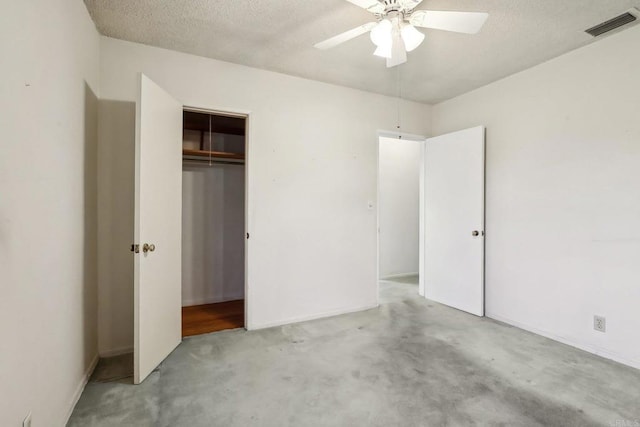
397, 64, 402, 140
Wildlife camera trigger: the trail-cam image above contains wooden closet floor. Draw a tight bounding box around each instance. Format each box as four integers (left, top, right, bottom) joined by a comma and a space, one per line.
182, 300, 245, 337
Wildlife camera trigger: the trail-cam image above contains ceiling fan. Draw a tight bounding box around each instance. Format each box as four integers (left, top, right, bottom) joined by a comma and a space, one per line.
314, 0, 488, 67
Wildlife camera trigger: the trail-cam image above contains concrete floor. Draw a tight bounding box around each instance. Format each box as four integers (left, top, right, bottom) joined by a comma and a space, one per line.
69, 278, 640, 426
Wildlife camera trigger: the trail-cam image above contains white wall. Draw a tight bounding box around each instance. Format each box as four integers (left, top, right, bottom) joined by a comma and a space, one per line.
182, 159, 245, 306
97, 99, 136, 356
378, 136, 422, 278
432, 25, 640, 369
0, 0, 100, 425
98, 36, 432, 353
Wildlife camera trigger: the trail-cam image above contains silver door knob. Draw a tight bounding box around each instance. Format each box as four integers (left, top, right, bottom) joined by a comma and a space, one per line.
143, 243, 156, 253
472, 231, 480, 237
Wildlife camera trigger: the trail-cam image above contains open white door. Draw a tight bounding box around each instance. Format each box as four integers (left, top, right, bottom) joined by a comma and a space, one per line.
423, 126, 485, 316
134, 74, 183, 384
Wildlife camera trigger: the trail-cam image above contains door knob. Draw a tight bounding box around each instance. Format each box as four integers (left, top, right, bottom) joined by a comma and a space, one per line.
143, 243, 156, 253
472, 231, 480, 237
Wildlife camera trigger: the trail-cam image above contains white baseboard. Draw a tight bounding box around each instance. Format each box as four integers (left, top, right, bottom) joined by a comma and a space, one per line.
182, 294, 244, 307
63, 353, 99, 425
248, 302, 379, 331
380, 272, 419, 281
99, 346, 133, 358
487, 311, 640, 370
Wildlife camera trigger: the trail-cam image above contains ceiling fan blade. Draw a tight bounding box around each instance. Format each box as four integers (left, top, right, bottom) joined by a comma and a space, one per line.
314, 22, 378, 50
386, 32, 407, 67
386, 55, 407, 68
410, 10, 489, 34
344, 0, 385, 14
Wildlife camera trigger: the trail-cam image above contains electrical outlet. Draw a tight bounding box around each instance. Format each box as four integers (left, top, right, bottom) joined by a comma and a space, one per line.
594, 315, 606, 332
23, 413, 32, 427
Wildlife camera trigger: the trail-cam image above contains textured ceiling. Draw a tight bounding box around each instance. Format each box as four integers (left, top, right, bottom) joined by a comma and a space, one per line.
84, 0, 640, 104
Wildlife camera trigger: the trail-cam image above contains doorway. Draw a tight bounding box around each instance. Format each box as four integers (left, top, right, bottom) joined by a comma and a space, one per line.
377, 133, 423, 303
376, 127, 486, 314
133, 74, 254, 383
181, 109, 247, 337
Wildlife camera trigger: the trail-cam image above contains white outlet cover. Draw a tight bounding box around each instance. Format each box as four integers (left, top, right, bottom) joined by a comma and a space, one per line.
594, 315, 606, 332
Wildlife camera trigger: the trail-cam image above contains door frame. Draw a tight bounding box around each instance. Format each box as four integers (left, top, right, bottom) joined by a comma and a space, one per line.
375, 130, 426, 306
182, 104, 252, 330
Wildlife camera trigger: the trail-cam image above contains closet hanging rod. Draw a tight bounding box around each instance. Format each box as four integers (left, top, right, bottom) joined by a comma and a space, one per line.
182, 156, 245, 166
182, 148, 244, 160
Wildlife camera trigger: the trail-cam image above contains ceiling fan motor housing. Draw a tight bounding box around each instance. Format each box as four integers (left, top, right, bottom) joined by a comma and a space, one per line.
380, 0, 423, 14
381, 0, 401, 12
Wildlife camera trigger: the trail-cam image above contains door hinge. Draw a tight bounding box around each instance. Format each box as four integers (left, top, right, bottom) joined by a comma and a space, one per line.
131, 244, 140, 253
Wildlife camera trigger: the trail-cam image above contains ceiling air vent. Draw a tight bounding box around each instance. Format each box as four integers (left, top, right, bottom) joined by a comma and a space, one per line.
585, 11, 637, 37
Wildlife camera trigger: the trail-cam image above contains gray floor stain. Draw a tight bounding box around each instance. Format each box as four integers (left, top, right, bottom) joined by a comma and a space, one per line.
68, 279, 640, 426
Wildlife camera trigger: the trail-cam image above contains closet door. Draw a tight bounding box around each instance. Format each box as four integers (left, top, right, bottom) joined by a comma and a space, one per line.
422, 126, 485, 316
134, 73, 183, 384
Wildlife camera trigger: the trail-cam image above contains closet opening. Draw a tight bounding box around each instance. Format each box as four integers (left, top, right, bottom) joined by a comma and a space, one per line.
181, 108, 247, 337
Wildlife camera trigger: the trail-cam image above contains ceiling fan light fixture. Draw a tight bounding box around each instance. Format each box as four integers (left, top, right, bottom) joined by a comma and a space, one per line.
374, 44, 392, 58
370, 19, 392, 46
401, 24, 425, 52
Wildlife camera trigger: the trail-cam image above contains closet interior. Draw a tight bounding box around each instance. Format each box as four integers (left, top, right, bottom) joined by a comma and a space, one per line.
181, 109, 246, 337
